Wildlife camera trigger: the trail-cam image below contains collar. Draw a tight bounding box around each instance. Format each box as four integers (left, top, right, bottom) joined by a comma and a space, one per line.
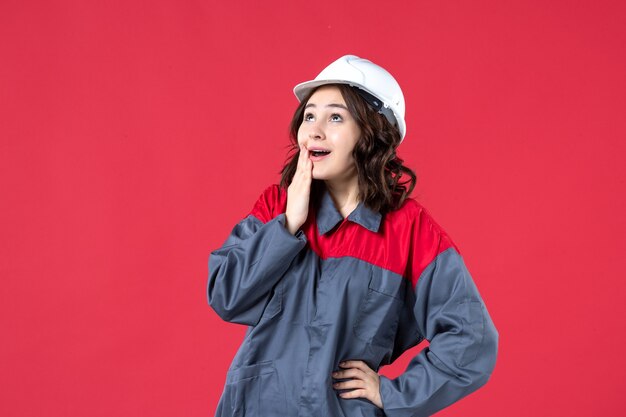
316, 184, 382, 235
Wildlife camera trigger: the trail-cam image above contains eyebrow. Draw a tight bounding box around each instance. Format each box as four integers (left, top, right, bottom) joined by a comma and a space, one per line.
304, 103, 349, 110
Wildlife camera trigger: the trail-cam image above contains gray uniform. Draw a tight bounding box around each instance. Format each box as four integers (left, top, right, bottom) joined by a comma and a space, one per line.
208, 183, 498, 417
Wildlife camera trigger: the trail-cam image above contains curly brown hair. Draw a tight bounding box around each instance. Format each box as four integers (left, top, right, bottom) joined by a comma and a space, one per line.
279, 84, 417, 216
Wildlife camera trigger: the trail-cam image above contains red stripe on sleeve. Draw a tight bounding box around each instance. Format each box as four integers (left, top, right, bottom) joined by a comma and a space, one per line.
405, 202, 460, 289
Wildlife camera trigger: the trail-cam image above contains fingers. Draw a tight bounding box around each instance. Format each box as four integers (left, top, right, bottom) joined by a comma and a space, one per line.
331, 360, 383, 408
332, 367, 367, 380
337, 388, 368, 399
293, 144, 310, 182
333, 378, 366, 390
339, 360, 372, 373
297, 142, 305, 162
285, 143, 312, 234
297, 144, 311, 174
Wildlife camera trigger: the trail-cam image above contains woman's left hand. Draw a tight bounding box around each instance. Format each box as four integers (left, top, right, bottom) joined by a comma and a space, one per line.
331, 360, 383, 408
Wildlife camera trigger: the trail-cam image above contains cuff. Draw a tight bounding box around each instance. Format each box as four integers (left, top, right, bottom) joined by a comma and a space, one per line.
273, 213, 308, 245
379, 375, 393, 411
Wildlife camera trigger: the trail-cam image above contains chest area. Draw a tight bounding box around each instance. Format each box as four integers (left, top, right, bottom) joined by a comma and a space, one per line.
300, 211, 411, 278
282, 252, 409, 335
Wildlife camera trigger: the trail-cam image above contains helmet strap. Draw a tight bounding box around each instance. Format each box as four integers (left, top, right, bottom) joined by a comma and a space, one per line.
355, 88, 397, 128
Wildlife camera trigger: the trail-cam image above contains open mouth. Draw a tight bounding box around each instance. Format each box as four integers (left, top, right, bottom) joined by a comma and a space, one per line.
310, 150, 331, 157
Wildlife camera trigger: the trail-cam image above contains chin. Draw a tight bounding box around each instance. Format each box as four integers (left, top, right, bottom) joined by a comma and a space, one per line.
311, 169, 326, 180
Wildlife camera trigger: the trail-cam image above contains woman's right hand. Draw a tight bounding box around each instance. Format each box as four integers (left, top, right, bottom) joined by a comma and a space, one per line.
285, 144, 312, 235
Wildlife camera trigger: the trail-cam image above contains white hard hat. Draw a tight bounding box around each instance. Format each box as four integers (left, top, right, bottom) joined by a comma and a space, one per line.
293, 54, 407, 142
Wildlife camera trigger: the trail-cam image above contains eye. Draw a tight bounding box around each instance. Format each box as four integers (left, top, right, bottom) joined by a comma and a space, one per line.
304, 112, 315, 122
330, 113, 343, 122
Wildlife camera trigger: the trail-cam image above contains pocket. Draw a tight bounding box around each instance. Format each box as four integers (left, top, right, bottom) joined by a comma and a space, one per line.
223, 361, 286, 416
353, 272, 406, 347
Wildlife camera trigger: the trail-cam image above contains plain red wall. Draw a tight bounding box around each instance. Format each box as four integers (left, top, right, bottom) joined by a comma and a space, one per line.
1, 0, 625, 416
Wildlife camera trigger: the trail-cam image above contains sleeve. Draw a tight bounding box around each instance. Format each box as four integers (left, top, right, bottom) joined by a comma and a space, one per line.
378, 210, 499, 417
207, 184, 308, 326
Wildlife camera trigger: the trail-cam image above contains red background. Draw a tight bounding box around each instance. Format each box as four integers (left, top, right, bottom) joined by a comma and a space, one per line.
1, 1, 625, 416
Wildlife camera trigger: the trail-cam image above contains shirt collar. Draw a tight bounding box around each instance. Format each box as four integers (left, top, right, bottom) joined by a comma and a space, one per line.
316, 184, 382, 235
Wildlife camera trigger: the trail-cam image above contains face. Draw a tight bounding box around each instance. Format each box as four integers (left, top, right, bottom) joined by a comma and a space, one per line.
297, 85, 362, 184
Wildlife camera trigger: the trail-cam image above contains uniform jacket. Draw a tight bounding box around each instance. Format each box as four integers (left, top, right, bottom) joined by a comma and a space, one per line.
208, 183, 498, 417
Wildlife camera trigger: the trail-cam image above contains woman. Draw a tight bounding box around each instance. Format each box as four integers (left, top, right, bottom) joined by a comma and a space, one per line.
208, 55, 498, 417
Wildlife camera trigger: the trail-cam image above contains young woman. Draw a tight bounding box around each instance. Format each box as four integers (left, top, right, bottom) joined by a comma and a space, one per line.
208, 55, 498, 417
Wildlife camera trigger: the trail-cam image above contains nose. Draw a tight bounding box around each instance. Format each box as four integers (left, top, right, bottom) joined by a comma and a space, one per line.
298, 118, 325, 148
308, 123, 324, 140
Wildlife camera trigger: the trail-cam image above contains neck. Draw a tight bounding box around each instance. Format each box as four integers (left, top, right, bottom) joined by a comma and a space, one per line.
324, 177, 360, 217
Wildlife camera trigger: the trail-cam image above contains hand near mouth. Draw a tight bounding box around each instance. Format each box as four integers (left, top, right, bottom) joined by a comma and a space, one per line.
285, 144, 312, 235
